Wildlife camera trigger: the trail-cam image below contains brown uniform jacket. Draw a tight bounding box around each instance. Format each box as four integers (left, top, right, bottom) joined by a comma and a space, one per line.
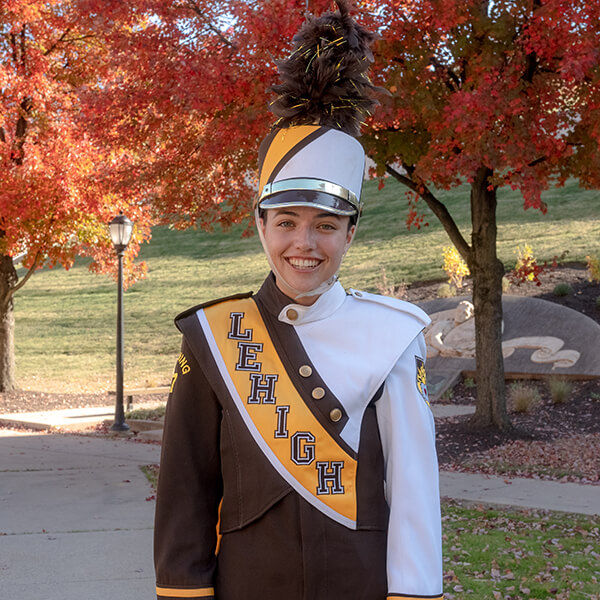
154, 274, 441, 600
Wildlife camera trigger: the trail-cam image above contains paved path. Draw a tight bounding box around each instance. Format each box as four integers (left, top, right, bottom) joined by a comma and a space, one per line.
0, 409, 599, 600
0, 430, 160, 600
440, 470, 599, 516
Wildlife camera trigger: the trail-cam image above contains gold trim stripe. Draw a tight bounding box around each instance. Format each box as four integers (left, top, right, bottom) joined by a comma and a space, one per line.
204, 298, 358, 523
386, 595, 444, 600
156, 586, 214, 598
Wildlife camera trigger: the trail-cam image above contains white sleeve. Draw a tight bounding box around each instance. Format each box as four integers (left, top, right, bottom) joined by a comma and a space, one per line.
375, 333, 444, 600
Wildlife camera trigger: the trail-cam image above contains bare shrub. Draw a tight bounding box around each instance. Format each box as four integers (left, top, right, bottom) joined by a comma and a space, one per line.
509, 383, 540, 413
548, 378, 572, 405
436, 283, 456, 298
376, 268, 407, 299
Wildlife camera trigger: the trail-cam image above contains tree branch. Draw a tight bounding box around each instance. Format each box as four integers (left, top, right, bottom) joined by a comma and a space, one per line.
62, 34, 96, 44
521, 0, 543, 83
184, 0, 236, 48
20, 25, 27, 72
43, 28, 72, 56
386, 164, 472, 261
2, 252, 43, 310
527, 155, 547, 168
429, 56, 461, 91
10, 32, 19, 67
12, 96, 32, 166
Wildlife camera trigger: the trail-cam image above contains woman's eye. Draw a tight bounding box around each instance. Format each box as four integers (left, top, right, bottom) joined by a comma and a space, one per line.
319, 223, 337, 231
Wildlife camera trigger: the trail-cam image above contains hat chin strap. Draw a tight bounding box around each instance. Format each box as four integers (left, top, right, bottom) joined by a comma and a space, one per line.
255, 206, 359, 302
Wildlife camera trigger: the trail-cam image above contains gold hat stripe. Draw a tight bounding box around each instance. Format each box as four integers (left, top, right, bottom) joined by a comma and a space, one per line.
258, 125, 321, 192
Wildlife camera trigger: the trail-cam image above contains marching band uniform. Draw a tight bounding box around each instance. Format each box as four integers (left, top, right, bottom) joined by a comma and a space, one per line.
154, 3, 443, 598
154, 274, 443, 600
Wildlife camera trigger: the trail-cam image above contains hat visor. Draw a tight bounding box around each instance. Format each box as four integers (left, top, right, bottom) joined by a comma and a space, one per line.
258, 190, 357, 216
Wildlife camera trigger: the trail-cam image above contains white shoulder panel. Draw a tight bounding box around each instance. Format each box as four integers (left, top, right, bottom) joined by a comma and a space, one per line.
294, 292, 430, 452
347, 289, 431, 328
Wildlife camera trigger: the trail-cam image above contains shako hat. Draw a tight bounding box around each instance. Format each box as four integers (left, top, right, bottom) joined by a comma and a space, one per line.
256, 0, 379, 218
257, 125, 364, 216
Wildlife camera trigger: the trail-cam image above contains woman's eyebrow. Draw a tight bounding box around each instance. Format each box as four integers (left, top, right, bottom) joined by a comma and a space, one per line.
273, 209, 341, 220
317, 213, 341, 219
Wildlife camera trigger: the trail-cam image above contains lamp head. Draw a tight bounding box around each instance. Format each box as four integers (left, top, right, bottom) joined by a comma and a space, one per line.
109, 214, 134, 253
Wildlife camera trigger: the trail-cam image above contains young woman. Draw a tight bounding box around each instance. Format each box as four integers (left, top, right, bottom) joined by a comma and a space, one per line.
154, 4, 443, 600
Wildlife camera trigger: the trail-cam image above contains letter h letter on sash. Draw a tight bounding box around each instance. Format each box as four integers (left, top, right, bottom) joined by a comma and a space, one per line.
247, 373, 278, 404
316, 461, 344, 495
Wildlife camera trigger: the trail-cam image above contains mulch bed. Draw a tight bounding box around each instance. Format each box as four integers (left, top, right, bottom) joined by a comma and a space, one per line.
435, 379, 600, 484
402, 263, 600, 484
2, 264, 599, 483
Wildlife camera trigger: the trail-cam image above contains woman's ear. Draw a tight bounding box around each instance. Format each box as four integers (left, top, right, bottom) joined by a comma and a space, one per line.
257, 215, 266, 236
344, 224, 356, 251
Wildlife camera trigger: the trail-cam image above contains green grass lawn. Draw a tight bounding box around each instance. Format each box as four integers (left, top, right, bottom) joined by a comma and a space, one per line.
13, 178, 600, 392
442, 502, 600, 599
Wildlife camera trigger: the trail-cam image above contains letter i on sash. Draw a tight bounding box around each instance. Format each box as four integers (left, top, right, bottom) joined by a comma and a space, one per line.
274, 405, 290, 438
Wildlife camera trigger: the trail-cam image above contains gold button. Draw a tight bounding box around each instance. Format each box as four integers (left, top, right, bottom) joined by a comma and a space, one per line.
299, 365, 313, 378
311, 387, 325, 400
329, 408, 343, 422
286, 308, 298, 321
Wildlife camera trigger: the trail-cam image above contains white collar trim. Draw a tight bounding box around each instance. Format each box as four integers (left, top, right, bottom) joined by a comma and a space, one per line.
278, 281, 346, 325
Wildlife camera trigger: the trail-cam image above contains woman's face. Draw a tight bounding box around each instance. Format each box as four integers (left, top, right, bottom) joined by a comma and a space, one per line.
259, 206, 355, 305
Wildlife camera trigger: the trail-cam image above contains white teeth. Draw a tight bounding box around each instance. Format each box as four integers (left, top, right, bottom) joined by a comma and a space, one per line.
288, 258, 320, 268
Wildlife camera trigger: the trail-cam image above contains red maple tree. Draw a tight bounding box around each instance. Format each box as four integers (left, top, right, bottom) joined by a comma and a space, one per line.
0, 1, 152, 391
82, 0, 315, 231
4, 0, 599, 428
364, 0, 600, 428
0, 0, 309, 391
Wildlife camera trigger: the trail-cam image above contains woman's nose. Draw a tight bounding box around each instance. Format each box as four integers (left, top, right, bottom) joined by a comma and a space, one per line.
293, 225, 316, 250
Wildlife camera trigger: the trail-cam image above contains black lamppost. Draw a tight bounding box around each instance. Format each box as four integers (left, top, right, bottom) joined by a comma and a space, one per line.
109, 213, 134, 432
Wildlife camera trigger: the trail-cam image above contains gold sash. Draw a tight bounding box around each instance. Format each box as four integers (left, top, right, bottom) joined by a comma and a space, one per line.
200, 297, 358, 528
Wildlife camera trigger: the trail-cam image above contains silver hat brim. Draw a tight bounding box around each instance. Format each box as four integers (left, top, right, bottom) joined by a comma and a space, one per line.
258, 189, 357, 217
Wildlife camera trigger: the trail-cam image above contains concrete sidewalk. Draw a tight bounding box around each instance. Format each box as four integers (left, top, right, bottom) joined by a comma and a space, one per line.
440, 470, 600, 516
0, 409, 599, 600
0, 402, 476, 433
0, 430, 160, 600
0, 403, 164, 432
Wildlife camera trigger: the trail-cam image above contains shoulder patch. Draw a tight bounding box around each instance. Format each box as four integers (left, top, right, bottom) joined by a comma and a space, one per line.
347, 289, 430, 327
415, 356, 429, 405
175, 291, 253, 326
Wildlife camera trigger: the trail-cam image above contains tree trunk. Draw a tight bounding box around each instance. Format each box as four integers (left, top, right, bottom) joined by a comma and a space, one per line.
0, 255, 18, 392
385, 161, 510, 430
469, 166, 510, 429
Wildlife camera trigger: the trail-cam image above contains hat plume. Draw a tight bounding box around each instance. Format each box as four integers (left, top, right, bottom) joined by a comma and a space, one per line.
270, 0, 378, 137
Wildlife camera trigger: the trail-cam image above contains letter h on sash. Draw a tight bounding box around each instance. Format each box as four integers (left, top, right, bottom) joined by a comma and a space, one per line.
247, 373, 278, 404
316, 461, 344, 495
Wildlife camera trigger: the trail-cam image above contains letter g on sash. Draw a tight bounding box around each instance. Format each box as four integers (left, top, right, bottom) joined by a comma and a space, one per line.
291, 431, 315, 465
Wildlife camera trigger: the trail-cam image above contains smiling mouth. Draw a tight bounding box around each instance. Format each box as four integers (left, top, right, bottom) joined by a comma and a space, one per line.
286, 257, 322, 269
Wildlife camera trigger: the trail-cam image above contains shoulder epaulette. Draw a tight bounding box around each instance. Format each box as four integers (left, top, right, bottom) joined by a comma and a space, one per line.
347, 288, 430, 326
175, 291, 254, 326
